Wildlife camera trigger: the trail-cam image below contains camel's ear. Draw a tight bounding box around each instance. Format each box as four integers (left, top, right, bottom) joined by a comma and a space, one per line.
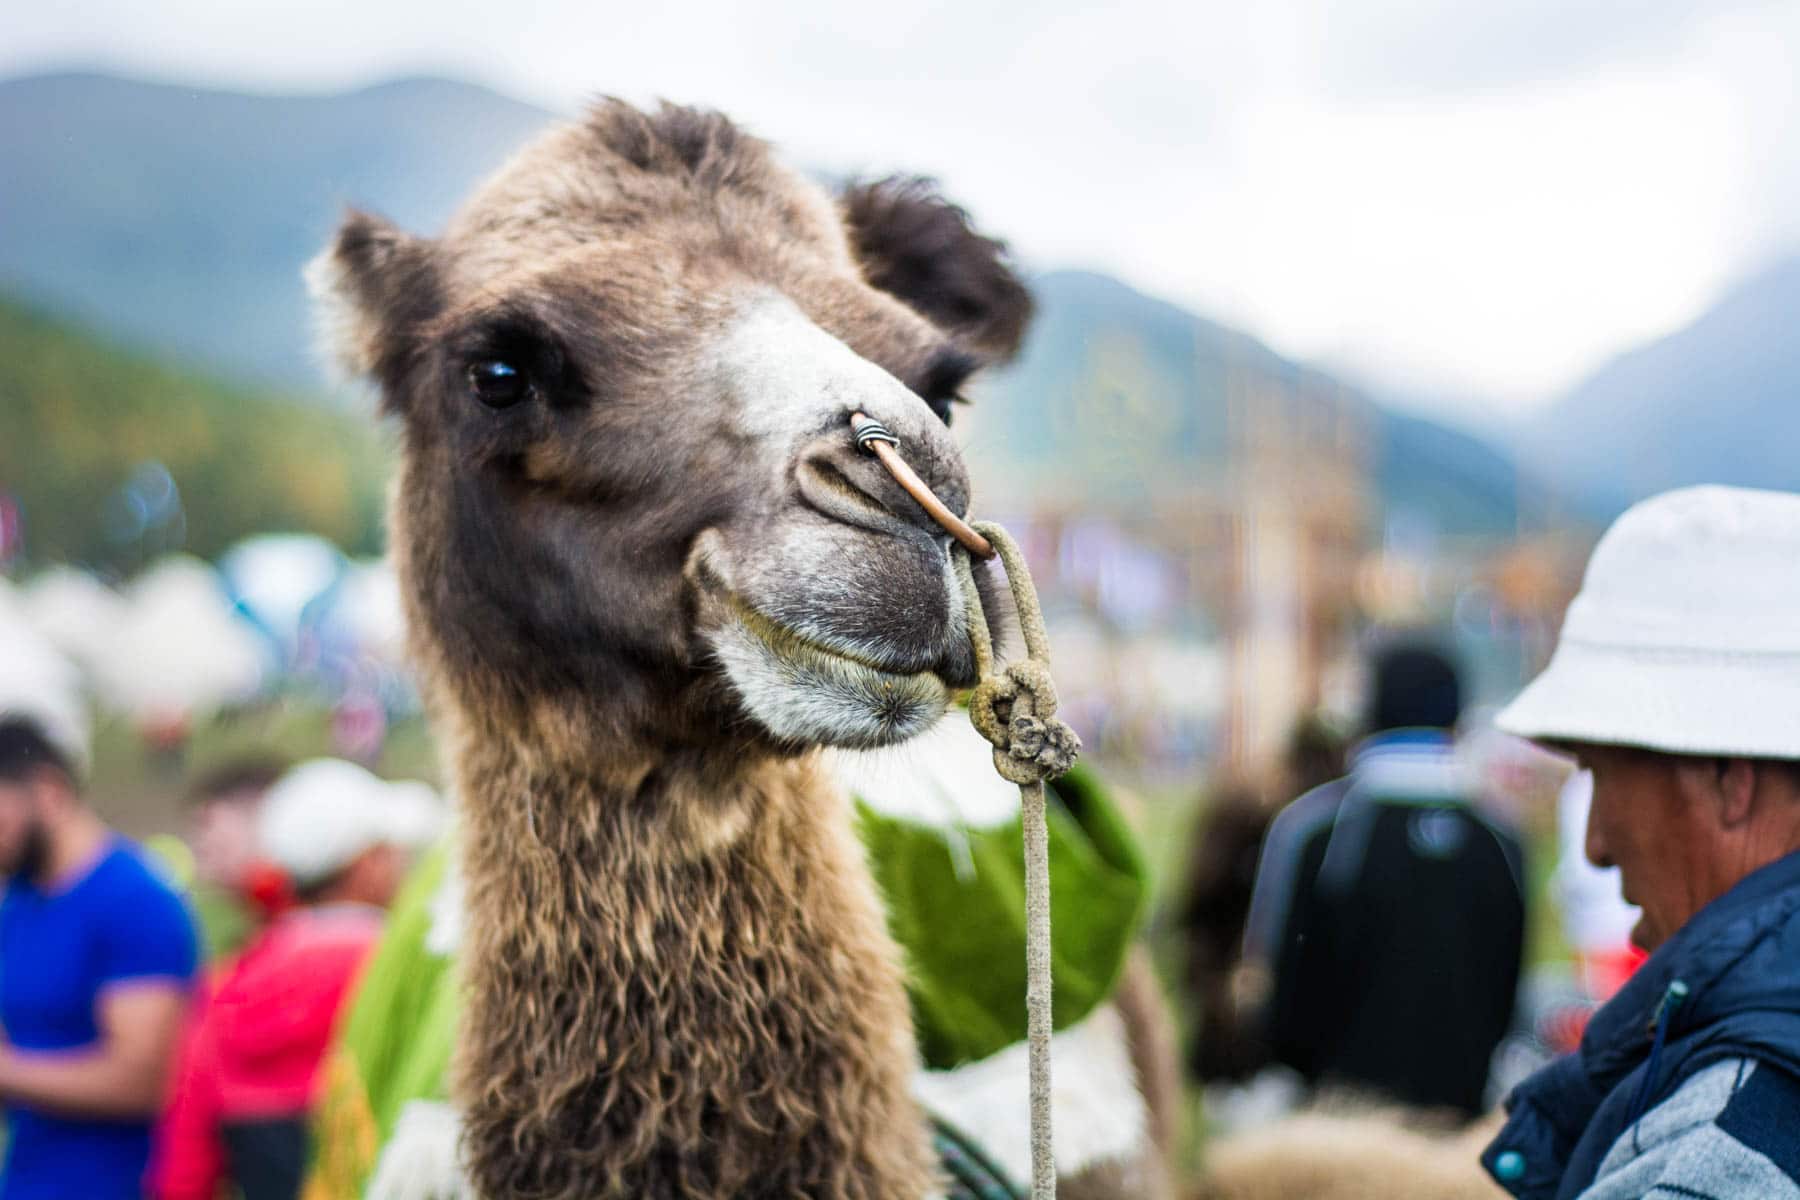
305, 210, 442, 395
840, 177, 1034, 363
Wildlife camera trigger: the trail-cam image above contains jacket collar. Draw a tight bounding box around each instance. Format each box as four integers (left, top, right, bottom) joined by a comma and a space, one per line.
1580, 847, 1800, 1077
1487, 848, 1800, 1198
1348, 728, 1469, 802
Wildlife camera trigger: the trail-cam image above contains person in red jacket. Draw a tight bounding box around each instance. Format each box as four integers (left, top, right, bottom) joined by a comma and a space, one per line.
151, 760, 443, 1200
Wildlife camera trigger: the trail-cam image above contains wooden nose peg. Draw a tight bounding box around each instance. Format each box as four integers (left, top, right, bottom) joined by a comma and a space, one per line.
849, 412, 995, 559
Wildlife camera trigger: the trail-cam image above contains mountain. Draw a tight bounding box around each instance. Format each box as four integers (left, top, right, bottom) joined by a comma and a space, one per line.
0, 71, 555, 386
1, 71, 1525, 539
1373, 408, 1529, 540
969, 269, 1299, 503
975, 271, 1526, 536
0, 293, 388, 572
1524, 257, 1800, 515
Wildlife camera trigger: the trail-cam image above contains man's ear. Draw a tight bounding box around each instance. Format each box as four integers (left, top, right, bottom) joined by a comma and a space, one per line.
1714, 757, 1759, 828
305, 210, 442, 399
840, 177, 1034, 362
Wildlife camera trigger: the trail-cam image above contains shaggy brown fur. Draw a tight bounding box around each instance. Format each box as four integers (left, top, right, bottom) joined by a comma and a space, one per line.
449, 724, 928, 1198
1195, 1109, 1507, 1200
315, 99, 1075, 1199
840, 177, 1034, 363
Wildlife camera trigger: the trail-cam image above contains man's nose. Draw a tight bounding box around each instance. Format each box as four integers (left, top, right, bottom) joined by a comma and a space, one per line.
1585, 805, 1613, 870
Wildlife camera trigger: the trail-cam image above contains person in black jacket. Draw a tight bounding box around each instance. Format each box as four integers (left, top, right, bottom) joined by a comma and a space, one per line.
1178, 717, 1346, 1085
1242, 641, 1526, 1116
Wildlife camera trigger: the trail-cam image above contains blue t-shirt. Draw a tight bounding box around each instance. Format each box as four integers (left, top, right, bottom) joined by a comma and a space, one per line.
1, 839, 199, 1200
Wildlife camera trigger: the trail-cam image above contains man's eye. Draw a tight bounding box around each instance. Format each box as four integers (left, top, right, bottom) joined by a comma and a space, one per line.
467, 360, 530, 409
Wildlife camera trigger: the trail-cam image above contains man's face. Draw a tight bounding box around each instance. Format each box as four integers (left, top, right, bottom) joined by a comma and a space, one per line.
1577, 744, 1714, 951
0, 776, 48, 880
191, 792, 263, 889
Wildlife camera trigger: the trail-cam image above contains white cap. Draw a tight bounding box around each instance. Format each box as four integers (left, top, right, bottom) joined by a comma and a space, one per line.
257, 759, 445, 888
1498, 485, 1800, 759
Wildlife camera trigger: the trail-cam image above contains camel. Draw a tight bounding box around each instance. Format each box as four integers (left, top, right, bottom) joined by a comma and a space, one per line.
1195, 1107, 1507, 1200
312, 99, 1171, 1199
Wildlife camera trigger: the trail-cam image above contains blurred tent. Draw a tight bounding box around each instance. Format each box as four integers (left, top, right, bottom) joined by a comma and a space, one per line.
326, 562, 407, 666
218, 536, 416, 718
220, 533, 347, 669
21, 565, 126, 679
3, 535, 419, 759
91, 556, 265, 735
0, 576, 92, 768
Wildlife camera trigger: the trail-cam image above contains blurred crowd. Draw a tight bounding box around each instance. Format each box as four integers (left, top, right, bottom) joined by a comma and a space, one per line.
0, 557, 1592, 1200
0, 701, 442, 1200
2, 485, 1799, 1200
1172, 642, 1639, 1131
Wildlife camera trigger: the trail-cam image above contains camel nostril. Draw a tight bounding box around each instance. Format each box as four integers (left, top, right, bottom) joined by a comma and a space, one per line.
797, 454, 903, 529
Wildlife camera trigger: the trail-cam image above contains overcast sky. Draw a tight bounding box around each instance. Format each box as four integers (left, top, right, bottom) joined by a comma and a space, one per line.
7, 0, 1796, 421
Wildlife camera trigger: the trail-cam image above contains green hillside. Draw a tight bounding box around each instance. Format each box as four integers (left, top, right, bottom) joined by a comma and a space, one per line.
0, 72, 554, 387
0, 295, 389, 572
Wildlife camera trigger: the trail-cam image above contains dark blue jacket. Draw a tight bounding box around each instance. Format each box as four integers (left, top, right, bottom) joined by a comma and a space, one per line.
1483, 849, 1800, 1198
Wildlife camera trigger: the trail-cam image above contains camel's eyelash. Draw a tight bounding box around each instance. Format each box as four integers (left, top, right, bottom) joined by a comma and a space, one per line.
914, 347, 980, 399
466, 325, 558, 371
914, 347, 980, 425
450, 315, 574, 399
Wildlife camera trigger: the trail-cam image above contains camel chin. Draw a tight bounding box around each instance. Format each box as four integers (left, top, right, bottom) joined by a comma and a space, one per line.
710, 607, 952, 750
687, 527, 970, 750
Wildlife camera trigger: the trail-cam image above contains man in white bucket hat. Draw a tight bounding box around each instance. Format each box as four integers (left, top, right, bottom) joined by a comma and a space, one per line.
1483, 485, 1800, 1200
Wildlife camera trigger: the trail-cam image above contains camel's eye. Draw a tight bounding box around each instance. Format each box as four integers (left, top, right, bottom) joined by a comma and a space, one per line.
915, 347, 978, 428
468, 360, 530, 409
923, 393, 965, 428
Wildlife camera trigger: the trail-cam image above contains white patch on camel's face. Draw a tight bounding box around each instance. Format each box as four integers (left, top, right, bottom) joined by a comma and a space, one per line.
691, 293, 974, 750
708, 614, 952, 749
708, 291, 923, 447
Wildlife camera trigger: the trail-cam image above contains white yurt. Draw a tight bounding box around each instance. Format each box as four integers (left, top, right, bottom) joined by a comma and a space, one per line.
21, 566, 127, 681
92, 556, 266, 729
0, 576, 92, 770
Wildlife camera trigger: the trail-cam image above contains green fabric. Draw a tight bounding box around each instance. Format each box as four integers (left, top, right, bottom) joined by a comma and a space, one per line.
306, 842, 459, 1200
338, 841, 459, 1139
859, 763, 1148, 1068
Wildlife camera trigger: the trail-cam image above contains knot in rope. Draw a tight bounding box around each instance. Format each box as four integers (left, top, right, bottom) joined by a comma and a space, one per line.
969, 661, 1081, 785
953, 519, 1083, 788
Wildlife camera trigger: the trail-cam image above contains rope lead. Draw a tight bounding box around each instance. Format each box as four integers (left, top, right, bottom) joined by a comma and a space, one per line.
953, 530, 1079, 1200
852, 413, 1080, 1200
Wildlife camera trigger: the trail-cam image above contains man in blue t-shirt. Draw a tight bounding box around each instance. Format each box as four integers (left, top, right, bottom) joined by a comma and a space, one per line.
0, 715, 199, 1199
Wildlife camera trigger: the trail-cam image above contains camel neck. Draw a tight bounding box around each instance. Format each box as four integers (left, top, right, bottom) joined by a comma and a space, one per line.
450, 738, 936, 1199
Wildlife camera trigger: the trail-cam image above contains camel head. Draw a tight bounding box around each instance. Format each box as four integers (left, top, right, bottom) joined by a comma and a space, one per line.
311, 101, 1031, 760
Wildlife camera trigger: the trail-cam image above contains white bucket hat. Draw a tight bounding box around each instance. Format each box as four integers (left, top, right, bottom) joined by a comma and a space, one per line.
1497, 485, 1800, 759
257, 758, 445, 888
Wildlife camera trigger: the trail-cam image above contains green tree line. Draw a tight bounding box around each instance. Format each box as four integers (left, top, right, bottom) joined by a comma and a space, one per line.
0, 294, 389, 573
